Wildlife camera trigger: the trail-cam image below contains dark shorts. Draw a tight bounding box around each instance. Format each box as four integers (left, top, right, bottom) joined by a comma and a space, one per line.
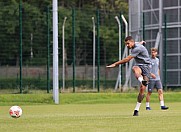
138, 65, 151, 79
147, 80, 163, 93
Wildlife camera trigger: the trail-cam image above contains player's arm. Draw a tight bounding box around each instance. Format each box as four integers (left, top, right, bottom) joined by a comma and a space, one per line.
158, 68, 160, 76
158, 60, 161, 76
136, 41, 146, 45
106, 55, 134, 68
150, 73, 156, 79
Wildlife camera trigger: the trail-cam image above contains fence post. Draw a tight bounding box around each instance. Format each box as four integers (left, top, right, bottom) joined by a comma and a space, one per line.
72, 8, 75, 93
92, 17, 96, 90
62, 17, 67, 91
96, 9, 100, 92
142, 12, 145, 43
46, 6, 50, 93
114, 16, 122, 91
120, 13, 124, 86
19, 0, 23, 93
164, 14, 167, 91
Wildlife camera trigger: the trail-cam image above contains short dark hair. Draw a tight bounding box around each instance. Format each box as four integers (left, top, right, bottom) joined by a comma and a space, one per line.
125, 36, 134, 42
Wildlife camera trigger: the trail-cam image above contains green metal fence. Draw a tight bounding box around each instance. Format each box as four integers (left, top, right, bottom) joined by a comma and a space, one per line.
0, 1, 52, 93
0, 1, 127, 93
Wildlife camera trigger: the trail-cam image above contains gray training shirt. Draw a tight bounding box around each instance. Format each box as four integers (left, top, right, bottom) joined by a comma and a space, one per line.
130, 43, 151, 65
150, 57, 160, 80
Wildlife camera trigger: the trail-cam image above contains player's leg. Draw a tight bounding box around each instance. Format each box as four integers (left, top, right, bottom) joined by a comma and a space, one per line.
158, 89, 168, 109
158, 89, 163, 101
156, 80, 169, 110
133, 82, 147, 116
132, 66, 147, 86
146, 80, 154, 110
133, 65, 151, 116
146, 92, 152, 110
132, 66, 147, 113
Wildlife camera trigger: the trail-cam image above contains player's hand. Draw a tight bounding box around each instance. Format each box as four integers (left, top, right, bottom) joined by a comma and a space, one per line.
106, 64, 116, 68
150, 73, 156, 79
140, 40, 146, 45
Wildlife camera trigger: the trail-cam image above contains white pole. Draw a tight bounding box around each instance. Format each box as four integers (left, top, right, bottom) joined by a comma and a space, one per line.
53, 0, 59, 104
92, 17, 96, 89
121, 15, 129, 87
62, 17, 67, 91
159, 0, 163, 81
115, 16, 122, 89
121, 15, 128, 37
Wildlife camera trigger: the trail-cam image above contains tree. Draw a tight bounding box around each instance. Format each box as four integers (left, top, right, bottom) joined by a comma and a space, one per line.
0, 0, 19, 65
58, 0, 128, 66
0, 0, 128, 66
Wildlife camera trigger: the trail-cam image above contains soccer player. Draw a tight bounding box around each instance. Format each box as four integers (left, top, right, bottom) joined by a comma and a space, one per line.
146, 48, 169, 110
107, 36, 153, 116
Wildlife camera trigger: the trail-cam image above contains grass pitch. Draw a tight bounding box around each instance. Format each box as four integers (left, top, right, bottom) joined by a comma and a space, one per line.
0, 92, 181, 132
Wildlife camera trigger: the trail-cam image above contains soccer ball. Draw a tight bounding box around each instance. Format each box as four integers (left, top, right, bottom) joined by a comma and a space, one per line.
9, 106, 22, 118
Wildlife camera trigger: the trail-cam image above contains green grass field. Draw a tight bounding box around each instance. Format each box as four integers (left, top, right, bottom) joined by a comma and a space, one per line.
0, 92, 181, 132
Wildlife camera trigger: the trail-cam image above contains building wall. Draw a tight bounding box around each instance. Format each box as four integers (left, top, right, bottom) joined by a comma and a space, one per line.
0, 66, 119, 80
129, 0, 181, 86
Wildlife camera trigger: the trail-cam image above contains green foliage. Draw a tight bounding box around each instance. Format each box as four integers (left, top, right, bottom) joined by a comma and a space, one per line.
0, 1, 51, 66
0, 1, 19, 65
0, 1, 128, 66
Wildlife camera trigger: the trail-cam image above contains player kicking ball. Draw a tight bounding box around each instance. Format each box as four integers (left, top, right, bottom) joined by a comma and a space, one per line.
145, 48, 169, 110
107, 36, 155, 116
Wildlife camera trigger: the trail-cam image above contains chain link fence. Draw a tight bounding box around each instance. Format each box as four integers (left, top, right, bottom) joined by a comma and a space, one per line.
0, 1, 128, 93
